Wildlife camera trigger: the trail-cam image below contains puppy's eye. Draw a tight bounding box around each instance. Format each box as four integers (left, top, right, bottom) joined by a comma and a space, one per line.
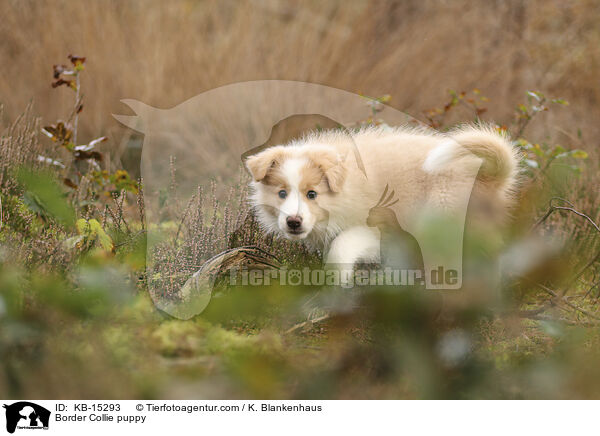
307, 190, 317, 200
278, 190, 287, 199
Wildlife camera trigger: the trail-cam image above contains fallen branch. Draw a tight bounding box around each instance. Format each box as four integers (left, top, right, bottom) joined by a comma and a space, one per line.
519, 312, 600, 327
530, 280, 600, 321
516, 305, 551, 318
285, 314, 331, 335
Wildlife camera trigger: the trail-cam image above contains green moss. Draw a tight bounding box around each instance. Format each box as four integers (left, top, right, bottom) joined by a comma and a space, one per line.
150, 320, 207, 357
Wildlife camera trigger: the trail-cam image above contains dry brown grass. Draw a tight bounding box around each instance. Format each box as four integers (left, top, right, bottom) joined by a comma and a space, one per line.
2, 0, 600, 147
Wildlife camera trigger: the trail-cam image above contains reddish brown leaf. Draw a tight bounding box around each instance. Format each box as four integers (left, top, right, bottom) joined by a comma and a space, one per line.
52, 78, 75, 89
68, 54, 86, 65
42, 121, 73, 143
74, 150, 103, 162
53, 64, 68, 79
63, 178, 79, 189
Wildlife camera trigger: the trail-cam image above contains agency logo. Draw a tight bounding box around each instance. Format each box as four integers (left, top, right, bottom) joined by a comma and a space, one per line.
2, 402, 50, 434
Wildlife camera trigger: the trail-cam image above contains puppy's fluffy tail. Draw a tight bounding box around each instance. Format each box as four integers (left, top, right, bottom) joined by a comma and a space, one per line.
424, 124, 520, 193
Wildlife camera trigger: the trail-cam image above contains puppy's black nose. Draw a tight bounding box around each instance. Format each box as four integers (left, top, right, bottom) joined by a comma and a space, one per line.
286, 215, 302, 230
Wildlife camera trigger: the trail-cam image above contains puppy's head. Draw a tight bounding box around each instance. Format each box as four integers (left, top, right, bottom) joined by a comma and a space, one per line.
246, 145, 346, 240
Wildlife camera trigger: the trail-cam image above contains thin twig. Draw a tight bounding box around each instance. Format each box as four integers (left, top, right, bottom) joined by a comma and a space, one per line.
113, 230, 146, 249
531, 197, 576, 231
552, 206, 600, 232
531, 197, 600, 296
136, 178, 145, 231
583, 279, 600, 299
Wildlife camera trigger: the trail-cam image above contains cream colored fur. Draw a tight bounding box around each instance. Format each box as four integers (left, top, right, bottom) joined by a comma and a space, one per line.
246, 124, 520, 271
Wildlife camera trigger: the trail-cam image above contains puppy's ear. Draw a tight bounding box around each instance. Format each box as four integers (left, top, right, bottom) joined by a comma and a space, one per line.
309, 150, 347, 193
245, 147, 285, 182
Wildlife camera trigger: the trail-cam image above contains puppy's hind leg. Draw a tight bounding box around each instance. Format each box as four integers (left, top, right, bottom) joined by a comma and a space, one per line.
325, 226, 380, 287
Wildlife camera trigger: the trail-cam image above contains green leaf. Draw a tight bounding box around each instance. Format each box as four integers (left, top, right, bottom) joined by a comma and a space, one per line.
550, 145, 566, 157
17, 168, 75, 227
96, 226, 114, 252
76, 218, 114, 252
76, 218, 90, 235
570, 150, 588, 159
